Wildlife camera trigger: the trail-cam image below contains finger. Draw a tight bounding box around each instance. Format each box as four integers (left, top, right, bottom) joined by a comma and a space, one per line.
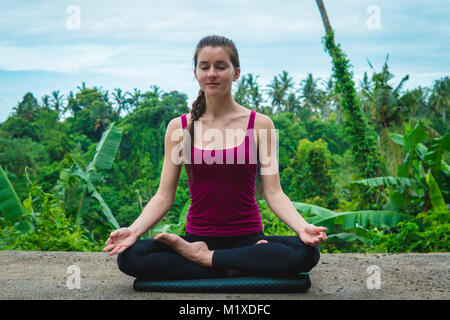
103, 244, 116, 252
111, 229, 121, 239
116, 246, 128, 255
109, 245, 121, 256
313, 226, 324, 234
105, 238, 112, 245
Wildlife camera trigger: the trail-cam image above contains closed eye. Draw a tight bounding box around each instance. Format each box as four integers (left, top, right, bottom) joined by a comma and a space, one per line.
201, 67, 225, 70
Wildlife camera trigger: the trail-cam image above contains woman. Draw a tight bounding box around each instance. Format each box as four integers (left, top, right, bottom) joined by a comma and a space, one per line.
103, 35, 328, 280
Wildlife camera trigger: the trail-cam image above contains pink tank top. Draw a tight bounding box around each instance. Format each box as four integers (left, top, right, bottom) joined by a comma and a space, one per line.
180, 110, 263, 236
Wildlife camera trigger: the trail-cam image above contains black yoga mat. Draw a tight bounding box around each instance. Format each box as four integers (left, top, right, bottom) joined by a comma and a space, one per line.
133, 272, 311, 293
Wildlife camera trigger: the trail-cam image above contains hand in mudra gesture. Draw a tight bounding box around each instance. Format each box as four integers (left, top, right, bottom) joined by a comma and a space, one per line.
299, 224, 328, 246
103, 227, 138, 256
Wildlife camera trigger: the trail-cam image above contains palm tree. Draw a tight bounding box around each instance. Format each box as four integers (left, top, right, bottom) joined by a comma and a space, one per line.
64, 90, 81, 116
358, 70, 375, 117
247, 73, 265, 112
399, 86, 430, 119
285, 92, 302, 114
148, 85, 163, 100
429, 76, 449, 122
126, 88, 143, 109
233, 75, 251, 108
322, 76, 340, 120
77, 81, 87, 92
51, 90, 64, 114
111, 88, 128, 119
41, 95, 51, 110
266, 76, 284, 113
279, 70, 295, 112
367, 55, 410, 129
298, 73, 322, 115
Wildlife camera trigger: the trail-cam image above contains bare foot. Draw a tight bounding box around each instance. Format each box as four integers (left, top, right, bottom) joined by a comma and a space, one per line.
155, 233, 214, 267
227, 239, 269, 277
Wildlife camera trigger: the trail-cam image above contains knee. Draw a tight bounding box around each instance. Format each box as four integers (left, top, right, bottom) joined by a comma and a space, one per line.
304, 246, 321, 272
289, 244, 320, 273
116, 245, 139, 277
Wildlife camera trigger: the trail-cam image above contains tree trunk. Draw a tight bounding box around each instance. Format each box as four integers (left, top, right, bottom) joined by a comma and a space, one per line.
316, 0, 332, 34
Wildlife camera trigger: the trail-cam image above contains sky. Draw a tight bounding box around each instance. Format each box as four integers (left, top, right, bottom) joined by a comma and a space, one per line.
0, 0, 449, 122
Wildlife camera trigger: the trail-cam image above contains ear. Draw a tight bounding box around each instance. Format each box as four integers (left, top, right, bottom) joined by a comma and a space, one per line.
194, 68, 197, 80
233, 67, 241, 81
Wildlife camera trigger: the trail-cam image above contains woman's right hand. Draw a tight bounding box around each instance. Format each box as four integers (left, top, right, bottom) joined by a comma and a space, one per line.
103, 227, 138, 256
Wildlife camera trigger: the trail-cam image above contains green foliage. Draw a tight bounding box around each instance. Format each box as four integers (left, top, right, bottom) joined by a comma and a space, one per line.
365, 208, 449, 252
149, 199, 190, 238
282, 138, 339, 209
0, 75, 447, 254
1, 116, 41, 141
258, 200, 296, 236
0, 164, 25, 224
269, 113, 306, 171
322, 29, 385, 192
0, 178, 101, 251
351, 121, 449, 214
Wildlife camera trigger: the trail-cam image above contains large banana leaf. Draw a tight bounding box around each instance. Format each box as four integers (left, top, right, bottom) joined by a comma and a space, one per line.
426, 170, 447, 210
402, 121, 428, 152
91, 190, 120, 229
292, 201, 409, 233
350, 176, 419, 190
424, 133, 450, 173
307, 209, 410, 233
0, 165, 25, 222
87, 122, 122, 171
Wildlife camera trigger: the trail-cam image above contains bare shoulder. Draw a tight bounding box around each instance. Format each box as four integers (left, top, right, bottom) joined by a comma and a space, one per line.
254, 112, 275, 130
167, 114, 185, 131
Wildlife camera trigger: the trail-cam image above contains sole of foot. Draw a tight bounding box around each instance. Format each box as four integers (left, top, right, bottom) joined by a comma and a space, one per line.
155, 233, 213, 267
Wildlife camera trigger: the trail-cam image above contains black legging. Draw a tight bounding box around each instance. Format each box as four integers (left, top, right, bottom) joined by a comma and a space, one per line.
117, 231, 320, 280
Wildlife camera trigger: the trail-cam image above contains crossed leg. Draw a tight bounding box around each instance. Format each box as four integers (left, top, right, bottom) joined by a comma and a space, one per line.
154, 233, 268, 277
117, 233, 319, 280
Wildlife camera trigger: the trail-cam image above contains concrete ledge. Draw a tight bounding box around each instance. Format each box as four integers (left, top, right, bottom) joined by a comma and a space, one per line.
1, 250, 449, 300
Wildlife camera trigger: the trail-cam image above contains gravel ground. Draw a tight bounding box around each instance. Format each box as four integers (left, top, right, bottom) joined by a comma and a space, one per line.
0, 250, 449, 300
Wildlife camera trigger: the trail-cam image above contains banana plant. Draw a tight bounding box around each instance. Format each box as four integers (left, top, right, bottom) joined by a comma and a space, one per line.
57, 122, 122, 229
0, 165, 24, 222
352, 121, 448, 213
0, 164, 33, 233
292, 201, 409, 234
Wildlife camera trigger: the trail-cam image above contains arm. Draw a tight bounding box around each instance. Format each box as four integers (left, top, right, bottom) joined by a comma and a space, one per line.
128, 117, 183, 238
258, 115, 327, 245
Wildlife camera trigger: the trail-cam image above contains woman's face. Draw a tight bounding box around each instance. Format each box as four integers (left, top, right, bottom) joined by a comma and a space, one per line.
194, 46, 240, 96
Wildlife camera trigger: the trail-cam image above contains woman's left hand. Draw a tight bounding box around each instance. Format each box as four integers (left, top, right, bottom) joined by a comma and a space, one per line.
299, 224, 328, 246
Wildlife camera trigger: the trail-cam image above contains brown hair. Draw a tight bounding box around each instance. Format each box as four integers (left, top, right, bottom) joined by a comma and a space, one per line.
182, 35, 240, 183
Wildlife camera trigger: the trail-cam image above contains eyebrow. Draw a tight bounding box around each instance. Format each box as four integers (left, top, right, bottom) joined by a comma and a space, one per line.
199, 60, 228, 64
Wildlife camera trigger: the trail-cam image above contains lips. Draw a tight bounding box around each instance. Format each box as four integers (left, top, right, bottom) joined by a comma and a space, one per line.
207, 83, 219, 86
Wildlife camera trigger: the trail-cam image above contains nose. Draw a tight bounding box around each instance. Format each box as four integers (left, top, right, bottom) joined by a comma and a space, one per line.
207, 67, 218, 79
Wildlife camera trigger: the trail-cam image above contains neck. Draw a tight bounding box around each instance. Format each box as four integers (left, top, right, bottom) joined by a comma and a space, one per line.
203, 91, 239, 120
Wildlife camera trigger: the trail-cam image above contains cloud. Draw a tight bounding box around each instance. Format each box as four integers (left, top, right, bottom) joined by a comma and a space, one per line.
0, 44, 132, 73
